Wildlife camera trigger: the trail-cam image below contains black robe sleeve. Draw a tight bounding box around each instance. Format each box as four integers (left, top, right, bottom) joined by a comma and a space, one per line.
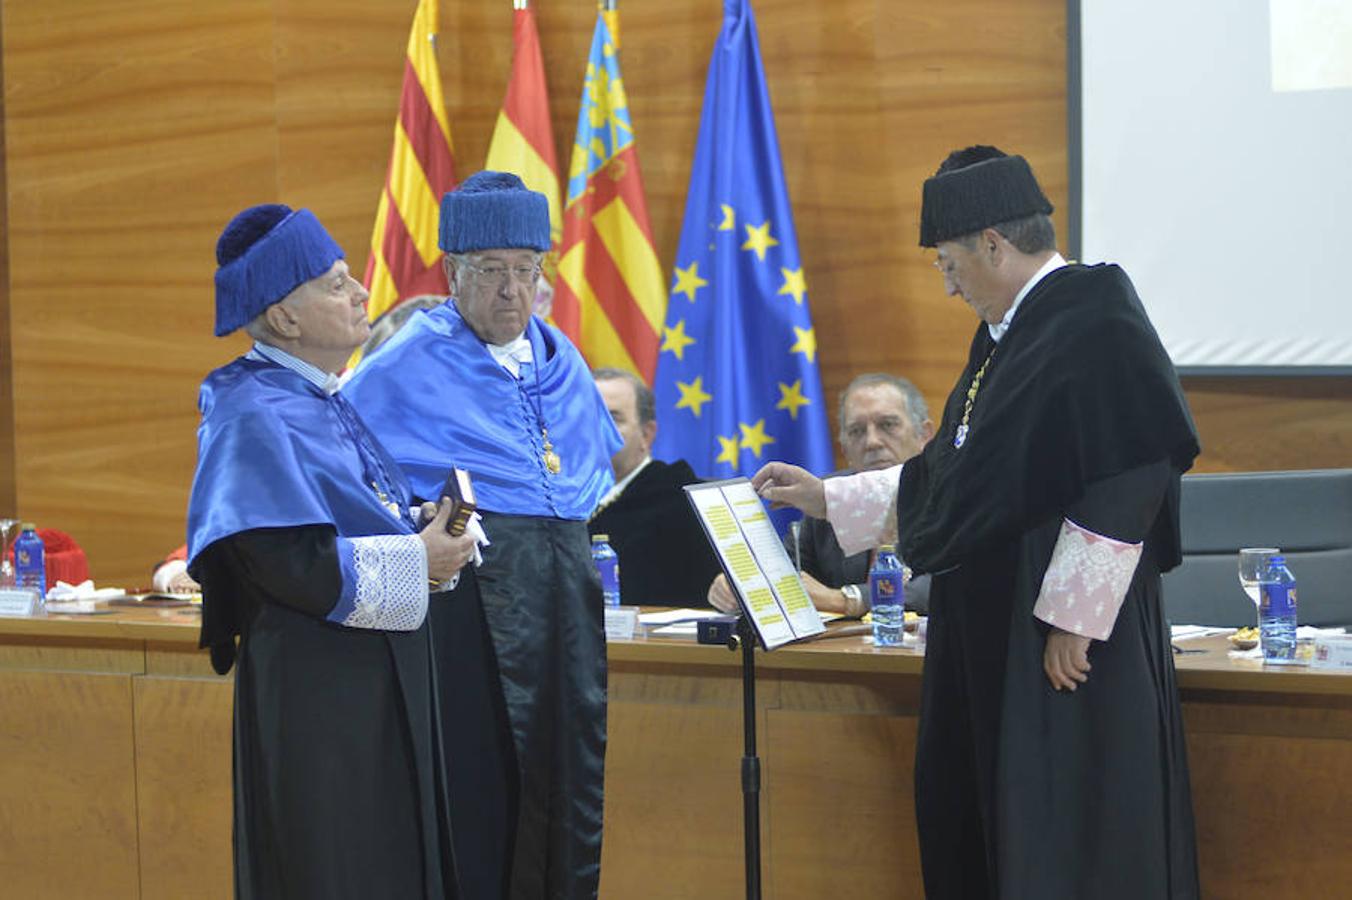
1065, 459, 1172, 545
191, 524, 344, 674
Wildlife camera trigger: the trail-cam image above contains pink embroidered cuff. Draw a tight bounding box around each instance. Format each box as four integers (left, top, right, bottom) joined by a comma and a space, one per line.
824, 465, 902, 556
1033, 518, 1143, 641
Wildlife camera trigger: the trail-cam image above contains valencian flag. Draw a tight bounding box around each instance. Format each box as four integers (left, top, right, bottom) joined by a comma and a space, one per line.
652, 0, 832, 487
484, 0, 563, 317
554, 1, 667, 381
362, 0, 457, 323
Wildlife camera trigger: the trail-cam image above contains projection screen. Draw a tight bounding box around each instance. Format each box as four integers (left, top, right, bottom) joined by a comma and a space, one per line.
1071, 0, 1352, 372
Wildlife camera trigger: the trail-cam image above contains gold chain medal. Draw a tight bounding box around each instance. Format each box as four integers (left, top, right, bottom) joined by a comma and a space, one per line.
954, 345, 996, 449
542, 428, 562, 474
371, 481, 403, 519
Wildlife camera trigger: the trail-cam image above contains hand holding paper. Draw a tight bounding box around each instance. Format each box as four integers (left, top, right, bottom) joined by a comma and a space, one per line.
751, 462, 827, 518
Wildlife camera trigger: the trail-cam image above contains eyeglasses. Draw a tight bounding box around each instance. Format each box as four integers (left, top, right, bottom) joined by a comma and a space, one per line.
463, 263, 543, 286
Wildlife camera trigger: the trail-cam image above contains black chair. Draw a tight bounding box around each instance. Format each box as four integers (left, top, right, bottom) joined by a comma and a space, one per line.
1161, 469, 1352, 627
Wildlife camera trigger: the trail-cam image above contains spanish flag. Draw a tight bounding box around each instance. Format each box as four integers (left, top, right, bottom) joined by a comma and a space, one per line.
484, 0, 563, 317
554, 2, 667, 382
362, 0, 457, 322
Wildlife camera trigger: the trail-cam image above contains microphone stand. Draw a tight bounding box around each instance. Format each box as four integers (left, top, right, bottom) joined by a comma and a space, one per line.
728, 614, 762, 900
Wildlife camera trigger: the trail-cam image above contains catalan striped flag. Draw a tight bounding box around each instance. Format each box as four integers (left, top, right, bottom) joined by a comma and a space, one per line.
554, 2, 667, 382
484, 0, 562, 317
362, 0, 457, 323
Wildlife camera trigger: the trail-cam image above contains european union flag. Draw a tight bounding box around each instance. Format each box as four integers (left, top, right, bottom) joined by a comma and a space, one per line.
653, 0, 833, 496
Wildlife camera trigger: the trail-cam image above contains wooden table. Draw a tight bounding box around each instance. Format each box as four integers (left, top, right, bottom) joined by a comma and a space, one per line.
2, 608, 1349, 899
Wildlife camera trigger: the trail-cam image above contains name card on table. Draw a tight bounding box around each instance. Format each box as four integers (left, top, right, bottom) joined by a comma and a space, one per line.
603, 606, 640, 641
0, 588, 39, 617
1311, 634, 1352, 670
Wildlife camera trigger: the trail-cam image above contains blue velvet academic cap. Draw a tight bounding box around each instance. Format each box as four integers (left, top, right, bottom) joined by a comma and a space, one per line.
438, 171, 551, 253
918, 148, 1054, 248
213, 205, 345, 336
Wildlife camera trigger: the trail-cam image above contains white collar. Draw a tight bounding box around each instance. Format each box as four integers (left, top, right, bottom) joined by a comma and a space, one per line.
487, 333, 534, 378
988, 252, 1066, 342
250, 342, 341, 395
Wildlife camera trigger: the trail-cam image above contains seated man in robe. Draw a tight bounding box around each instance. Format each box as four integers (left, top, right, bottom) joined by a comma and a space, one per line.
186, 204, 476, 899
589, 367, 722, 606
343, 171, 621, 900
708, 372, 934, 617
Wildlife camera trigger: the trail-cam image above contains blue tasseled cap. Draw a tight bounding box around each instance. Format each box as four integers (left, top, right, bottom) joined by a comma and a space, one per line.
438, 171, 551, 253
919, 149, 1053, 248
213, 205, 345, 336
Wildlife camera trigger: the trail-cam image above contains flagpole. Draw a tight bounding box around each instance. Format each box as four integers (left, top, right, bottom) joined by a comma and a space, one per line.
514, 0, 528, 9
600, 0, 616, 10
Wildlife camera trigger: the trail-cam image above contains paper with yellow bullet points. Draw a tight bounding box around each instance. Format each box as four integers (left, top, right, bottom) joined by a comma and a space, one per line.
685, 478, 825, 649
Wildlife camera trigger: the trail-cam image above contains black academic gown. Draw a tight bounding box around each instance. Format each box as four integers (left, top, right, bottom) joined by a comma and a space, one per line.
898, 264, 1201, 899
588, 459, 723, 607
461, 514, 606, 900
193, 526, 454, 900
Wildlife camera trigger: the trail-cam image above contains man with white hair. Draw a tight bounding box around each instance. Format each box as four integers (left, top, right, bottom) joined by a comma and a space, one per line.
187, 203, 476, 899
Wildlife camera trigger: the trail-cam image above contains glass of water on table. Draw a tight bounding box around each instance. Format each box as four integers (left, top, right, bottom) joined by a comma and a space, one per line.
1238, 547, 1279, 628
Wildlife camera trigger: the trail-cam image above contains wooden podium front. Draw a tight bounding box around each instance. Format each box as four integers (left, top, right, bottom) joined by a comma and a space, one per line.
1, 609, 1349, 899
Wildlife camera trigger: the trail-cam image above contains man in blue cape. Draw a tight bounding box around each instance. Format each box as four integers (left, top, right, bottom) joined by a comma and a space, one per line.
344, 171, 622, 900
186, 204, 477, 899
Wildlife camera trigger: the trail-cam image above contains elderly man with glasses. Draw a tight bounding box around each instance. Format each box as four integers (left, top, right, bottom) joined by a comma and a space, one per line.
345, 171, 621, 900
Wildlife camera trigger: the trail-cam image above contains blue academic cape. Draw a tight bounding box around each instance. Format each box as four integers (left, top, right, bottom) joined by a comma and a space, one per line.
342, 302, 621, 520
187, 357, 416, 566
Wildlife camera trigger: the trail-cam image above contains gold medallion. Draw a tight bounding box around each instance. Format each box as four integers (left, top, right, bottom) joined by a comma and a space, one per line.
541, 426, 561, 474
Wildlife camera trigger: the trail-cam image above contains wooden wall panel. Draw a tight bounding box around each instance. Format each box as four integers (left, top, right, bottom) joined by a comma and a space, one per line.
1, 0, 1347, 587
133, 677, 233, 900
0, 671, 139, 899
2, 0, 277, 585
1184, 699, 1352, 897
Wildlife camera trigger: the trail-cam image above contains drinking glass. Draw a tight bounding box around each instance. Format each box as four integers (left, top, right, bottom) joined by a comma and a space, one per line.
0, 518, 18, 587
1237, 547, 1279, 627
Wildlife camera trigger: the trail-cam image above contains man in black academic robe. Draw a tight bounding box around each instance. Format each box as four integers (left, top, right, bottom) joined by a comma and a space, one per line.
187, 204, 477, 899
590, 368, 722, 607
755, 147, 1201, 898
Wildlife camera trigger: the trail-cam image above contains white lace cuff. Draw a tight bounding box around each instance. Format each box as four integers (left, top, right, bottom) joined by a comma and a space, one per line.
1033, 518, 1143, 641
330, 534, 429, 631
823, 464, 902, 556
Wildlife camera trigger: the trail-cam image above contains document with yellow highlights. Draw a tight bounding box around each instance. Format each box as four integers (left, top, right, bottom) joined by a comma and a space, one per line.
685, 478, 825, 649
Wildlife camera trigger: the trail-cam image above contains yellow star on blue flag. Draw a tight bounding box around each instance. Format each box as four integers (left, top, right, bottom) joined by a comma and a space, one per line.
653, 0, 832, 515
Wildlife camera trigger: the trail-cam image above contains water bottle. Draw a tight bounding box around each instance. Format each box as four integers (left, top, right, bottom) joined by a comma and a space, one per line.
13, 523, 46, 600
1258, 554, 1297, 664
870, 544, 905, 647
591, 534, 621, 607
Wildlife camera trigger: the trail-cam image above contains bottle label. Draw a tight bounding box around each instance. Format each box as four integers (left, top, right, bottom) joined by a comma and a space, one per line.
1261, 583, 1297, 618
870, 573, 902, 607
